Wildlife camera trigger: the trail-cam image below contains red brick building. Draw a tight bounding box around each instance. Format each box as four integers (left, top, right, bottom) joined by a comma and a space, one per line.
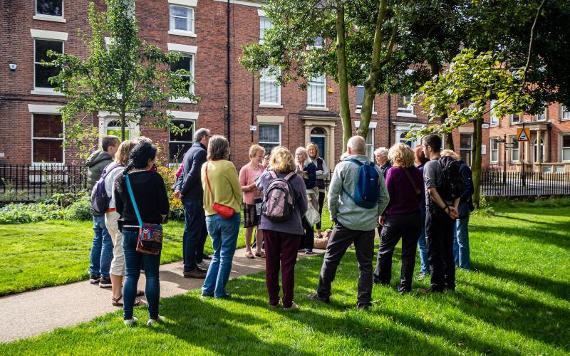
1, 0, 568, 173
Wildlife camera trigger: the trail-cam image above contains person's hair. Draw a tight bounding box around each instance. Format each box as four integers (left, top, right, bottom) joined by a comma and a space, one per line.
114, 139, 137, 166
295, 147, 308, 160
423, 134, 442, 153
194, 128, 211, 143
126, 139, 157, 171
414, 145, 429, 166
347, 136, 366, 154
306, 142, 319, 157
388, 143, 415, 168
374, 147, 389, 157
102, 136, 119, 152
269, 146, 296, 173
207, 135, 230, 161
249, 144, 265, 158
441, 149, 460, 160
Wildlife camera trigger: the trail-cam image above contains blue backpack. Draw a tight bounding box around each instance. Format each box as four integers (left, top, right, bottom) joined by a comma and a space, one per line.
342, 158, 380, 209
90, 162, 120, 214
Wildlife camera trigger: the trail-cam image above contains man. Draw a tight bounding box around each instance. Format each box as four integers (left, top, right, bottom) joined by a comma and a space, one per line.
309, 136, 389, 309
177, 128, 211, 278
454, 152, 474, 270
374, 147, 391, 178
422, 135, 460, 292
87, 135, 119, 288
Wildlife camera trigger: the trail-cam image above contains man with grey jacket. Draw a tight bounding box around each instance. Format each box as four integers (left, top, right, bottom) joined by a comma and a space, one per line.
309, 136, 389, 309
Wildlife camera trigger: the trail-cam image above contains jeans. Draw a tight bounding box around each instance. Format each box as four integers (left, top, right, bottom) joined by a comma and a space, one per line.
417, 214, 429, 275
316, 224, 375, 307
454, 216, 471, 270
89, 214, 113, 278
426, 208, 456, 291
122, 229, 161, 320
183, 199, 208, 272
263, 230, 302, 308
374, 212, 421, 292
202, 213, 240, 298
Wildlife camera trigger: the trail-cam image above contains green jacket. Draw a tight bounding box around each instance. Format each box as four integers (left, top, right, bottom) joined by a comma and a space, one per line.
86, 150, 113, 190
328, 154, 390, 231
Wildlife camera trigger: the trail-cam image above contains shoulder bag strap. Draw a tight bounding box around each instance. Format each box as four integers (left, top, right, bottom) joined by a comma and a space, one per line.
204, 162, 214, 196
125, 173, 144, 228
403, 167, 421, 195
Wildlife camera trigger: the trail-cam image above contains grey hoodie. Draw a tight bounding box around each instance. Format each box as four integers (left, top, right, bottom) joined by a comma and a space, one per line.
86, 150, 113, 189
328, 154, 390, 231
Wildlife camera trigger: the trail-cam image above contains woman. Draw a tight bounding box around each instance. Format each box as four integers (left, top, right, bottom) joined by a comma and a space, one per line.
104, 139, 141, 307
201, 135, 242, 299
307, 143, 329, 238
257, 146, 308, 310
373, 143, 423, 293
239, 144, 266, 259
294, 147, 317, 254
114, 139, 169, 326
414, 145, 430, 279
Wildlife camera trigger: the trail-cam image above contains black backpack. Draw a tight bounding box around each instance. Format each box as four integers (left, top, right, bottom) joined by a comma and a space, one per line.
438, 156, 465, 202
90, 162, 120, 214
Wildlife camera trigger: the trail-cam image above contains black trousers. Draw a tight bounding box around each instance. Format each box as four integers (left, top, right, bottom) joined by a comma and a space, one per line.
315, 191, 325, 230
426, 208, 456, 291
374, 212, 421, 292
316, 224, 375, 307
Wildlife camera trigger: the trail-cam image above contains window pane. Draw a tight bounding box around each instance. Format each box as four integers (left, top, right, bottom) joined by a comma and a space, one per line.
170, 120, 194, 142
356, 86, 364, 108
171, 6, 188, 17
169, 143, 192, 163
33, 114, 63, 138
308, 76, 325, 106
37, 0, 63, 16
36, 40, 63, 62
563, 135, 570, 148
259, 125, 280, 143
260, 17, 272, 41
460, 134, 472, 149
106, 129, 130, 140
260, 70, 280, 104
563, 148, 570, 161
33, 139, 63, 162
398, 95, 412, 112
174, 17, 188, 31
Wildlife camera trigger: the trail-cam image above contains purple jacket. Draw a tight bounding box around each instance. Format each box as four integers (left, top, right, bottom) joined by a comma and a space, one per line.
384, 166, 423, 216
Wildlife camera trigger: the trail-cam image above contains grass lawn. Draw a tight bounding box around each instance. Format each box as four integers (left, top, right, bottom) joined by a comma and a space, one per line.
1, 201, 568, 354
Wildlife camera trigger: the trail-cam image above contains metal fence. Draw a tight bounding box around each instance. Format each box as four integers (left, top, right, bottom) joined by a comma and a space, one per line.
480, 170, 570, 197
0, 164, 88, 204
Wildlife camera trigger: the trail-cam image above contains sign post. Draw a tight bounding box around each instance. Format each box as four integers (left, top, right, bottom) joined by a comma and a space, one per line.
517, 124, 529, 187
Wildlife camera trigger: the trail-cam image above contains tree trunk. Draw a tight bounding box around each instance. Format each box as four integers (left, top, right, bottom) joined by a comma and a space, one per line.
471, 116, 483, 208
120, 108, 126, 141
335, 5, 351, 149
445, 131, 455, 150
358, 0, 388, 139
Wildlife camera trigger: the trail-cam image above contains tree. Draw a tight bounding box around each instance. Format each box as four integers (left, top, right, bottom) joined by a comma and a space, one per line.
413, 49, 533, 208
47, 0, 195, 152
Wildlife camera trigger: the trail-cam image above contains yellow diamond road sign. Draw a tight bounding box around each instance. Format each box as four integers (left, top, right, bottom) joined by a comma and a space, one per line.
517, 128, 530, 142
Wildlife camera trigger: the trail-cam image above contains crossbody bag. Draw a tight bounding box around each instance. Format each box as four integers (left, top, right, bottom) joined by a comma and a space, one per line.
205, 163, 236, 219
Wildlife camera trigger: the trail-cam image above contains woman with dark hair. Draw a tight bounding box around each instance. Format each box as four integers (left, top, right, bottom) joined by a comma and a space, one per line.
201, 135, 242, 298
114, 139, 169, 326
414, 145, 430, 279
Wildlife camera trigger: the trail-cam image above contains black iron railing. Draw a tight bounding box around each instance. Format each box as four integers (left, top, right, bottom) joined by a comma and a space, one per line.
480, 170, 570, 197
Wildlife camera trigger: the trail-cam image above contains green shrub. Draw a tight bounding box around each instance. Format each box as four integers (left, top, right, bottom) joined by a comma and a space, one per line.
63, 195, 92, 221
0, 203, 64, 224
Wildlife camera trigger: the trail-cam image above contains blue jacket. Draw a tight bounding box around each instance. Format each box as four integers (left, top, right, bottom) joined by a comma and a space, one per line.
180, 142, 207, 201
458, 160, 474, 218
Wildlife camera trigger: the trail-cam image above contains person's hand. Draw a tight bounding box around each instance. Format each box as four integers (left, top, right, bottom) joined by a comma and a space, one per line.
446, 206, 458, 219
379, 216, 385, 226
173, 190, 181, 200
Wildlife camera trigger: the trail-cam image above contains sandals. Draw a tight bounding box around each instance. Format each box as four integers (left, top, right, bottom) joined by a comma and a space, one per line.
245, 250, 255, 259
255, 250, 266, 258
112, 295, 144, 307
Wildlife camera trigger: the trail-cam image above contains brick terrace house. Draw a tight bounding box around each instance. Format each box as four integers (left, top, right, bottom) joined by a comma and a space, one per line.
1, 0, 568, 172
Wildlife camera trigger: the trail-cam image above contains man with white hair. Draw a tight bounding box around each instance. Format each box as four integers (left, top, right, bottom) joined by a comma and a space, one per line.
309, 136, 389, 309
374, 147, 391, 178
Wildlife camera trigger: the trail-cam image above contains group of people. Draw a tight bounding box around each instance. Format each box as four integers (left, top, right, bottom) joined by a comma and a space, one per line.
85, 127, 474, 326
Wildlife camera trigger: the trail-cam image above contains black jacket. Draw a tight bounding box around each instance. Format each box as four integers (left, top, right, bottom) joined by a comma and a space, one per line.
458, 160, 474, 218
180, 142, 207, 201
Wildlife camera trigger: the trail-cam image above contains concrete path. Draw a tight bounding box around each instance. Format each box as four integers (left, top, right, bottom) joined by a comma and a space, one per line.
0, 248, 322, 343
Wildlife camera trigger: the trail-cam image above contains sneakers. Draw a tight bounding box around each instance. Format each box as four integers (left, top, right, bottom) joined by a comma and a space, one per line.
183, 267, 207, 279
147, 316, 166, 326
99, 276, 112, 288
304, 250, 315, 255
307, 293, 330, 304
89, 274, 101, 284
124, 316, 138, 326
283, 302, 299, 311
356, 303, 371, 310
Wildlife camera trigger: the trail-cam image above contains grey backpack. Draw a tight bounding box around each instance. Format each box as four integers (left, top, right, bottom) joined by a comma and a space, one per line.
262, 171, 296, 222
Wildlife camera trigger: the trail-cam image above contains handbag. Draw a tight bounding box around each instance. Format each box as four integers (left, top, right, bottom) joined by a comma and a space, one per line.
304, 189, 321, 226
205, 163, 235, 219
125, 173, 163, 255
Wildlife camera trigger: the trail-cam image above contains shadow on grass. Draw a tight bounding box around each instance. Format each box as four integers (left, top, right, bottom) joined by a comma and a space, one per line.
470, 223, 570, 252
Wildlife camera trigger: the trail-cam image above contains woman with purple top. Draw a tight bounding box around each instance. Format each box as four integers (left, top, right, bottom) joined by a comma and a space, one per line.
257, 146, 308, 310
373, 143, 424, 293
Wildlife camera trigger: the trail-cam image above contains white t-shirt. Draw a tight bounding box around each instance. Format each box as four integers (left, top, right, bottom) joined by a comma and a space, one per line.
105, 164, 124, 209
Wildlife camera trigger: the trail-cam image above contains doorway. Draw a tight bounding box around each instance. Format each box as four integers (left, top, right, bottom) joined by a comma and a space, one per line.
310, 127, 326, 159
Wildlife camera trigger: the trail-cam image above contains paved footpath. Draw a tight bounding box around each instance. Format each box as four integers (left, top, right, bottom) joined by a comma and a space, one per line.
0, 248, 322, 343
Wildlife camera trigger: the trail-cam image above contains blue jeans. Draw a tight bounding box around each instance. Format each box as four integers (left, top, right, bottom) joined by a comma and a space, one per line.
183, 199, 208, 271
89, 215, 113, 278
122, 229, 161, 320
417, 227, 430, 275
454, 216, 471, 270
202, 213, 240, 298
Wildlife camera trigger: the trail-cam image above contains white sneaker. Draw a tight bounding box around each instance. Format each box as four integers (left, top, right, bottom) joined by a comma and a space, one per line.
147, 315, 166, 326
283, 302, 300, 311
124, 316, 138, 326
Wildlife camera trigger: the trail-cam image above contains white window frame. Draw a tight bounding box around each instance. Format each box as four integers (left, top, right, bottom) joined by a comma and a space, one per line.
258, 123, 281, 151
510, 113, 521, 124
561, 105, 570, 121
259, 68, 281, 107
534, 107, 547, 122
31, 113, 65, 165
168, 117, 196, 164
34, 0, 65, 23
31, 30, 67, 96
168, 4, 196, 37
490, 100, 499, 126
32, 38, 64, 95
510, 135, 520, 162
532, 137, 544, 163
459, 133, 473, 166
98, 112, 140, 143
397, 94, 415, 117
259, 16, 272, 44
490, 138, 499, 163
561, 134, 570, 162
168, 43, 197, 103
307, 75, 326, 109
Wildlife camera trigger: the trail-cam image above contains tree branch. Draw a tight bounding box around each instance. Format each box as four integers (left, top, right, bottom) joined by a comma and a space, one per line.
522, 0, 546, 85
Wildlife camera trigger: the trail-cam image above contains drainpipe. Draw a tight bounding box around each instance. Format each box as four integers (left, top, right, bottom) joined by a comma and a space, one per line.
387, 94, 392, 146
225, 0, 232, 145
251, 73, 255, 142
